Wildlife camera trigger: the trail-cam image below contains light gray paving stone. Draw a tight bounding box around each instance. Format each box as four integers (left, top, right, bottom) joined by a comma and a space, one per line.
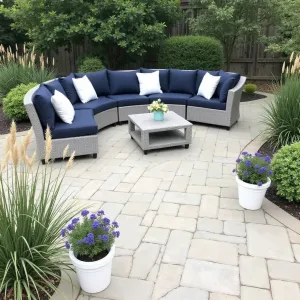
178, 205, 199, 218
194, 161, 209, 170
149, 190, 165, 210
115, 182, 133, 192
152, 264, 183, 300
163, 230, 192, 265
218, 209, 244, 222
244, 210, 266, 224
63, 177, 90, 187
292, 244, 300, 262
112, 256, 132, 277
268, 260, 300, 283
115, 248, 134, 256
220, 198, 244, 210
115, 152, 129, 159
163, 191, 201, 205
116, 214, 142, 227
100, 203, 123, 221
156, 252, 163, 264
95, 276, 154, 300
247, 224, 294, 262
188, 239, 238, 266
76, 179, 104, 199
101, 173, 125, 191
143, 227, 170, 245
177, 161, 193, 176
221, 188, 238, 199
194, 231, 246, 244
115, 225, 147, 250
122, 167, 145, 183
159, 181, 171, 191
209, 293, 239, 300
207, 163, 222, 178
101, 165, 131, 174
153, 215, 197, 232
147, 264, 159, 282
187, 185, 221, 196
131, 177, 161, 194
158, 203, 179, 216
189, 170, 207, 186
130, 243, 160, 279
79, 170, 111, 180
141, 211, 156, 226
91, 190, 131, 203
159, 161, 181, 172
181, 259, 240, 296
143, 170, 175, 182
121, 202, 149, 217
197, 218, 223, 234
241, 286, 272, 300
199, 195, 219, 218
271, 280, 300, 300
206, 178, 236, 188
224, 221, 246, 237
129, 193, 154, 203
161, 287, 209, 300
288, 229, 300, 244
239, 256, 269, 289
238, 244, 247, 255
170, 176, 189, 192
265, 214, 283, 226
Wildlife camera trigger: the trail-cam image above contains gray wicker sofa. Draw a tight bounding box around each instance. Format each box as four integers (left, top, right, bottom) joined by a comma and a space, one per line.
24, 68, 246, 162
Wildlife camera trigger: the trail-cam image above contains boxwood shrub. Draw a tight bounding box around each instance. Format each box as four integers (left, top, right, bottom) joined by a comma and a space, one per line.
78, 57, 105, 73
158, 36, 224, 70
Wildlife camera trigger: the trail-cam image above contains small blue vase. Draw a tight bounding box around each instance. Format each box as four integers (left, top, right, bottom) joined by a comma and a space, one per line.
153, 111, 164, 121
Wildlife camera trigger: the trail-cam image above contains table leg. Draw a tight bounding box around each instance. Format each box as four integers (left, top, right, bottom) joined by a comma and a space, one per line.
128, 119, 135, 135
184, 126, 192, 145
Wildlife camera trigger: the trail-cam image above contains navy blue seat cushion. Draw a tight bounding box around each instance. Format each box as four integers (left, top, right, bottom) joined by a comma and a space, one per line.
108, 94, 149, 107
32, 84, 56, 130
107, 70, 140, 95
59, 73, 80, 104
147, 93, 192, 105
73, 97, 118, 115
75, 70, 110, 96
188, 96, 226, 111
195, 70, 220, 94
140, 68, 169, 92
44, 79, 66, 96
52, 109, 98, 139
216, 70, 241, 103
169, 69, 197, 94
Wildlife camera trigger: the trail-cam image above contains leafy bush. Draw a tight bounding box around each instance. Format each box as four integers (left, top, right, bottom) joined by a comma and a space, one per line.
0, 124, 79, 299
272, 143, 300, 202
233, 151, 272, 186
263, 76, 300, 149
77, 57, 105, 73
63, 210, 120, 260
3, 82, 37, 121
244, 83, 257, 94
158, 36, 224, 70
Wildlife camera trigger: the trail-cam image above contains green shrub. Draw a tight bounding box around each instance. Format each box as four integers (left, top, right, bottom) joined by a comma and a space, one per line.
78, 57, 105, 73
272, 142, 300, 202
263, 76, 300, 148
3, 82, 37, 121
158, 36, 224, 70
244, 83, 257, 94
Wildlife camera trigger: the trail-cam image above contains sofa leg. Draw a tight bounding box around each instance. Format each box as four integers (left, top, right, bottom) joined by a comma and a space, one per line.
41, 159, 45, 165
93, 153, 97, 159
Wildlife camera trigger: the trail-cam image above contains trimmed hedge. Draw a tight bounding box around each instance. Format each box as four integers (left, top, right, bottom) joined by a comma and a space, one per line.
158, 36, 224, 70
78, 57, 105, 73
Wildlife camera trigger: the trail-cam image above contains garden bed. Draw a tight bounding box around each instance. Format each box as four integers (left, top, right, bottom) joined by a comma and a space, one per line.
258, 141, 300, 221
240, 92, 267, 102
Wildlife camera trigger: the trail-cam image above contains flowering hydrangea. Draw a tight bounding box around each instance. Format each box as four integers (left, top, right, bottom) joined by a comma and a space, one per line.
62, 210, 120, 259
233, 151, 273, 186
148, 99, 168, 113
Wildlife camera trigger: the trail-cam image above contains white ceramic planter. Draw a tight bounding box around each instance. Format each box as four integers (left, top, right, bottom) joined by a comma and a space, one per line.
236, 176, 271, 210
69, 244, 115, 294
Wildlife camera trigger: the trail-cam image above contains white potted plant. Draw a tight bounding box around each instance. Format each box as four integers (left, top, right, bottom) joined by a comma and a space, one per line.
148, 99, 168, 121
233, 151, 273, 210
62, 210, 120, 293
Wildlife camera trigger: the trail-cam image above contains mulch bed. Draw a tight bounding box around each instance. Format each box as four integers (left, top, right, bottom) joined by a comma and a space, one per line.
0, 107, 31, 135
240, 92, 267, 102
258, 141, 300, 221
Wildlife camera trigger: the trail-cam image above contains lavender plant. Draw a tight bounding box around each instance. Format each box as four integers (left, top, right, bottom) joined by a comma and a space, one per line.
63, 210, 120, 260
233, 152, 273, 186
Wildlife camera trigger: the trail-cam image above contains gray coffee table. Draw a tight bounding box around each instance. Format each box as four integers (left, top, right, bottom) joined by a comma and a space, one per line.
128, 111, 193, 154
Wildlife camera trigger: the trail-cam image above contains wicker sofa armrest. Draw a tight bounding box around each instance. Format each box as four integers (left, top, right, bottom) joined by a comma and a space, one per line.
226, 76, 246, 111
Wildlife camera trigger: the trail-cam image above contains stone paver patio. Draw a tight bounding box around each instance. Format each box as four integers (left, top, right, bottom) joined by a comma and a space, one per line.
7, 93, 300, 299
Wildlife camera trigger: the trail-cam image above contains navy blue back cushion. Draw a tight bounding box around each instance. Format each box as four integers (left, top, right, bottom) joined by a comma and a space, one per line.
140, 68, 169, 92
32, 84, 56, 130
195, 70, 220, 94
169, 69, 197, 94
107, 70, 140, 95
44, 79, 66, 96
216, 70, 241, 103
75, 70, 110, 96
59, 73, 80, 104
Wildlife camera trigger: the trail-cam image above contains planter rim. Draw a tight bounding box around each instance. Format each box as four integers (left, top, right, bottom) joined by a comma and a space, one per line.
69, 244, 115, 270
236, 176, 271, 189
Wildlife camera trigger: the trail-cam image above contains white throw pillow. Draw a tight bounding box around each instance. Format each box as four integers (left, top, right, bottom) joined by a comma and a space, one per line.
51, 90, 75, 124
136, 71, 163, 96
72, 75, 97, 103
197, 72, 221, 100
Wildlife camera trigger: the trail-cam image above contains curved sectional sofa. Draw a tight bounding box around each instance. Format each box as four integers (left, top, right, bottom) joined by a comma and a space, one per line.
24, 68, 246, 162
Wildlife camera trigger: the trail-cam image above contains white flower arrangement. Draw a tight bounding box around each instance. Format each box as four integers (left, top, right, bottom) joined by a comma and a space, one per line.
148, 99, 168, 113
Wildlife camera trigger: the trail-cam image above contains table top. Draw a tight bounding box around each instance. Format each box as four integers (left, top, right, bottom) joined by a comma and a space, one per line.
128, 111, 192, 131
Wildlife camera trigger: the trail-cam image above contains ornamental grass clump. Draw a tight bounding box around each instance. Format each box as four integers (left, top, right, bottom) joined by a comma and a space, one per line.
233, 152, 273, 186
62, 210, 120, 261
0, 122, 78, 299
148, 99, 168, 113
